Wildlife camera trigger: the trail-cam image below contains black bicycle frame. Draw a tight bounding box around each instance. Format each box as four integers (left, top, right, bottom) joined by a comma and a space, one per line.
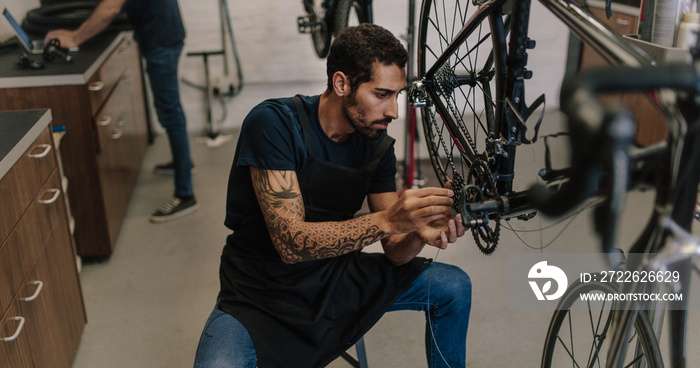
420, 0, 653, 216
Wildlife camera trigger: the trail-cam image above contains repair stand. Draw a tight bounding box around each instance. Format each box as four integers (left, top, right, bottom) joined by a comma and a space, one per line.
184, 0, 242, 147
185, 50, 233, 147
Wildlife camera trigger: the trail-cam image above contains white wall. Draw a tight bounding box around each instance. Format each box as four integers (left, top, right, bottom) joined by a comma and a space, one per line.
1, 0, 570, 159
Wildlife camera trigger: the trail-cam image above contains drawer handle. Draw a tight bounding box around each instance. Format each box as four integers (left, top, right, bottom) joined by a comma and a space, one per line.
88, 81, 105, 91
27, 144, 52, 158
117, 118, 126, 127
21, 281, 44, 302
38, 188, 61, 204
97, 115, 112, 126
111, 128, 123, 140
1, 316, 25, 342
615, 18, 630, 26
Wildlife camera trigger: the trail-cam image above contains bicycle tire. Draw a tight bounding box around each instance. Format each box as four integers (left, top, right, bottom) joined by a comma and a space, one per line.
332, 0, 369, 34
541, 279, 663, 368
305, 0, 332, 58
417, 0, 514, 254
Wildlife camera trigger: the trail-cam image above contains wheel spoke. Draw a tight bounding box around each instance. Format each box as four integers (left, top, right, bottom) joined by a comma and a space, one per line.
542, 282, 659, 368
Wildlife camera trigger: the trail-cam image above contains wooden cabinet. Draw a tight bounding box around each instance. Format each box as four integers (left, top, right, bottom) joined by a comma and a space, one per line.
579, 4, 667, 146
0, 110, 86, 368
0, 32, 149, 258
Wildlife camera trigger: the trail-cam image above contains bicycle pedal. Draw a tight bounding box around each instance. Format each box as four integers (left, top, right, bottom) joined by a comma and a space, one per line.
297, 16, 319, 33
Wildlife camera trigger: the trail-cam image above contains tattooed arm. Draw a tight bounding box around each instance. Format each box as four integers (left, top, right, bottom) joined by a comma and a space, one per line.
250, 167, 455, 264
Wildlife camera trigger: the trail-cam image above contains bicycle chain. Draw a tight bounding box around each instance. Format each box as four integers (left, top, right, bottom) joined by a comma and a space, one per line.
434, 63, 479, 154
432, 62, 502, 255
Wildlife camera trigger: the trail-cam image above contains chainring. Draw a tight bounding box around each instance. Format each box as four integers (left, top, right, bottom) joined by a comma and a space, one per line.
466, 157, 500, 255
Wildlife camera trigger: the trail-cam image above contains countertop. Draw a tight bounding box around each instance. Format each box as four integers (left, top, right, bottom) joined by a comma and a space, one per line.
0, 31, 130, 88
0, 109, 52, 179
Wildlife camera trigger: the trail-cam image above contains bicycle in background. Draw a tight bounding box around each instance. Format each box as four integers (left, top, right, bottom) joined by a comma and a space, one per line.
297, 0, 373, 58
537, 60, 700, 368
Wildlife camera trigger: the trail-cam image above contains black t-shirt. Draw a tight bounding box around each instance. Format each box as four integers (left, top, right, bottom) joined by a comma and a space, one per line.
224, 94, 397, 231
123, 0, 186, 51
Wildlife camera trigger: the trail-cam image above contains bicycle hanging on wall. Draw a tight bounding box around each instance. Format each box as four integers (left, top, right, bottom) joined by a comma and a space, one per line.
297, 0, 373, 58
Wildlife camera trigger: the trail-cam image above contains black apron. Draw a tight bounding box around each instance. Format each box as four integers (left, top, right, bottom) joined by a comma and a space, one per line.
218, 96, 428, 368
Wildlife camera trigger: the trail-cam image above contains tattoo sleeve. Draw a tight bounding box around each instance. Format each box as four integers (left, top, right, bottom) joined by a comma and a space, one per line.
251, 167, 385, 263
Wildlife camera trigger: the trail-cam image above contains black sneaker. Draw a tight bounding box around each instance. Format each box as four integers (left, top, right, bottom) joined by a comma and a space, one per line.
153, 161, 197, 176
149, 197, 199, 223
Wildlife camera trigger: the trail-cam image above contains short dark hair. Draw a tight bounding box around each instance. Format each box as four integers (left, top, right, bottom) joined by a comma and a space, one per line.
326, 23, 408, 91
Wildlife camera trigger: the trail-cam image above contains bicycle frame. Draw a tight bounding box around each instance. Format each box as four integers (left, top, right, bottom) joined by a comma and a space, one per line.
418, 0, 653, 217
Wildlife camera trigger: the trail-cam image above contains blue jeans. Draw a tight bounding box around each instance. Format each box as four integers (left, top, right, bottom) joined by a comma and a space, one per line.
193, 262, 471, 368
143, 42, 194, 198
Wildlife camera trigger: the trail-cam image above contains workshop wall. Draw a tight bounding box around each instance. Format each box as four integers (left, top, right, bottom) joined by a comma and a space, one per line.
1, 0, 569, 160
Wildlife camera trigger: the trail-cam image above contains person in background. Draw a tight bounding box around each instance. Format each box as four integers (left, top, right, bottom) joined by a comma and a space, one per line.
45, 0, 198, 223
193, 24, 471, 368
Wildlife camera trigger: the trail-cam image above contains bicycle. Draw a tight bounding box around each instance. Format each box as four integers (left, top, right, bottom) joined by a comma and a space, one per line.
408, 0, 700, 366
409, 0, 658, 255
536, 63, 700, 368
297, 0, 373, 58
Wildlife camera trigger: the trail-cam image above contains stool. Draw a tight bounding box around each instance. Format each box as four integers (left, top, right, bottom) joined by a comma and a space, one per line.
340, 336, 368, 368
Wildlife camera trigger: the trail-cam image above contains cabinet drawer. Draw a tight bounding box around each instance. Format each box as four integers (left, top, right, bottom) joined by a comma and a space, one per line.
0, 171, 65, 314
87, 39, 129, 115
95, 79, 131, 246
0, 127, 56, 245
0, 301, 33, 368
15, 228, 82, 368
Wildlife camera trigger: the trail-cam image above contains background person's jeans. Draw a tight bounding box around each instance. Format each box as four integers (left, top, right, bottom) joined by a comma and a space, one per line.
143, 42, 194, 198
193, 262, 471, 368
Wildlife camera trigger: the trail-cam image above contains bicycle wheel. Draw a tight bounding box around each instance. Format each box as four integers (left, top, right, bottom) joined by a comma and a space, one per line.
333, 0, 369, 34
305, 0, 332, 58
417, 0, 510, 253
541, 279, 663, 368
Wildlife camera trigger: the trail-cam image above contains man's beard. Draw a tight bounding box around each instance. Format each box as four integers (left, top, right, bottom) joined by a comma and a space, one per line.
343, 92, 391, 140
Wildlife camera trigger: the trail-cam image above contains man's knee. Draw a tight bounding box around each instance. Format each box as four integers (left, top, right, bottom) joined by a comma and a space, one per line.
433, 263, 471, 309
439, 263, 471, 292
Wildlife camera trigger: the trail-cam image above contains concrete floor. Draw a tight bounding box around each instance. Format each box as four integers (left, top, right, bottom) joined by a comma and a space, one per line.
69, 81, 699, 368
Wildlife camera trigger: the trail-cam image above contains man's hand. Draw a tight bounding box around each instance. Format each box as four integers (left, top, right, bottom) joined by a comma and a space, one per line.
415, 213, 467, 249
43, 0, 127, 48
382, 187, 454, 234
412, 180, 466, 249
44, 30, 78, 48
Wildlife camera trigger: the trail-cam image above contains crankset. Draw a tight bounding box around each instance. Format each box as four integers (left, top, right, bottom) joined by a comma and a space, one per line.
459, 184, 500, 255
448, 159, 500, 255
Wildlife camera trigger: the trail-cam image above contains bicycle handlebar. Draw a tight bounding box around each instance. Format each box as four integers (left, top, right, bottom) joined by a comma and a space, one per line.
528, 63, 700, 218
